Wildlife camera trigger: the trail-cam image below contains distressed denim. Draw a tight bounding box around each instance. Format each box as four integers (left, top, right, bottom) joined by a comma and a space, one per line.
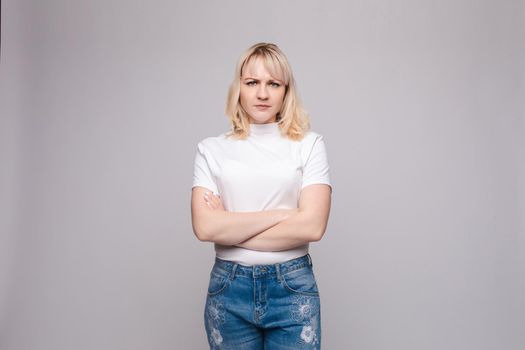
204, 254, 321, 349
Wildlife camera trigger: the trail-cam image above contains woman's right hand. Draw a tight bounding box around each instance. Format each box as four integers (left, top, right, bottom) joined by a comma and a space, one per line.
203, 191, 225, 211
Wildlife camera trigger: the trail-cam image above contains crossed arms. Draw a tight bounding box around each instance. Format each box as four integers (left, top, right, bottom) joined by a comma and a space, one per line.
190, 184, 332, 252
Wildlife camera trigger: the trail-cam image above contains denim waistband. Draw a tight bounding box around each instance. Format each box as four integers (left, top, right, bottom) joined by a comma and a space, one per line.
214, 254, 313, 280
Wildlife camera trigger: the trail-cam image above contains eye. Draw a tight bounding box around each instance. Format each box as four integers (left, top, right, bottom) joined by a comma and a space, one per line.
246, 80, 257, 86
270, 82, 281, 88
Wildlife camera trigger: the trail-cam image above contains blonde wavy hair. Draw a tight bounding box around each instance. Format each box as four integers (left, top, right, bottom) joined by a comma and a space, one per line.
225, 43, 310, 141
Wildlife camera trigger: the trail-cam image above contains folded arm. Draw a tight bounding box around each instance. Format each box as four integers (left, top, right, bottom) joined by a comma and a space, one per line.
191, 186, 297, 245
234, 184, 332, 252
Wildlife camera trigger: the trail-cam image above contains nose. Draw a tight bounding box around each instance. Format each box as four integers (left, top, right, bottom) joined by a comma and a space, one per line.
256, 84, 269, 100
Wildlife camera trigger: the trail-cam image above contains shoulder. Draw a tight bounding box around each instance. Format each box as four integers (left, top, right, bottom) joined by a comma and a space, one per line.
302, 130, 324, 141
297, 130, 326, 147
196, 131, 235, 152
297, 130, 329, 161
197, 129, 232, 145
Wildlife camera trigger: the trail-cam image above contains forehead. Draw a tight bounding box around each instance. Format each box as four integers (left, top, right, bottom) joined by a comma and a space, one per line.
242, 56, 285, 81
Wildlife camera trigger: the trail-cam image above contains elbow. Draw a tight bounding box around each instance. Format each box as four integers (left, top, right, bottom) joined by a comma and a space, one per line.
310, 231, 324, 242
193, 224, 231, 245
193, 229, 210, 242
194, 231, 211, 242
310, 224, 328, 242
194, 231, 233, 245
192, 221, 213, 242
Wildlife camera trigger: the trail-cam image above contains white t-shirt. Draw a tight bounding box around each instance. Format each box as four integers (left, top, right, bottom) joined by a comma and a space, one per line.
192, 121, 331, 266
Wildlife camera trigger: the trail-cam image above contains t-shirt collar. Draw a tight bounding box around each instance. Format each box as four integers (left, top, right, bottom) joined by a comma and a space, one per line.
249, 122, 280, 136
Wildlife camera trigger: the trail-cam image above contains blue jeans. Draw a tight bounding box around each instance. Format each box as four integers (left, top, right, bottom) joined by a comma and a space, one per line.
204, 254, 321, 349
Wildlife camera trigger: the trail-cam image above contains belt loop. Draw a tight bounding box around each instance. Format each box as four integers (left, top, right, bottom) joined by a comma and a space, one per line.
229, 263, 238, 281
275, 263, 282, 282
307, 253, 312, 266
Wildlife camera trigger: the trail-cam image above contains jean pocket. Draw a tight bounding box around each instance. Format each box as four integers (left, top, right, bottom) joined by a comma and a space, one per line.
207, 267, 230, 296
281, 266, 320, 296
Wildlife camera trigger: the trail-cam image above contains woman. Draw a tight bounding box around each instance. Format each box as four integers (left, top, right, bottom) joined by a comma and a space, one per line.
191, 42, 332, 349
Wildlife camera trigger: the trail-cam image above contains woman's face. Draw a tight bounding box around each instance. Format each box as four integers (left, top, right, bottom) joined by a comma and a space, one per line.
239, 58, 286, 124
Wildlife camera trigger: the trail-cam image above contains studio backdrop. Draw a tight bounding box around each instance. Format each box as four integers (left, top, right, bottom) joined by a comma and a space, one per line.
1, 0, 524, 349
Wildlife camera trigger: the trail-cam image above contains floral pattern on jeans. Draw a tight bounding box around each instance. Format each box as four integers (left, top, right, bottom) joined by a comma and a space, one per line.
205, 298, 225, 348
292, 296, 320, 346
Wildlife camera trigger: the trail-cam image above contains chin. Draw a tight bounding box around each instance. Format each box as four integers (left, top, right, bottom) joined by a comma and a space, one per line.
253, 119, 274, 124
251, 113, 276, 124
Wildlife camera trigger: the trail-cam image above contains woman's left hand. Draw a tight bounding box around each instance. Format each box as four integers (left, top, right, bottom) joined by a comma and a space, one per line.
204, 191, 225, 211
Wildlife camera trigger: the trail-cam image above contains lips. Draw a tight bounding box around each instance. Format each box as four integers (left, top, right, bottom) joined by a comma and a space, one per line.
255, 104, 271, 108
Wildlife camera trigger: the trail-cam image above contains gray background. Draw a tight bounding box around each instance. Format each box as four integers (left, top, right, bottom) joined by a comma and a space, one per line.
1, 0, 524, 349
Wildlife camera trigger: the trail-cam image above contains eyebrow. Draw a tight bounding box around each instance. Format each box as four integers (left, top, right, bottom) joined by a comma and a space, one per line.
243, 77, 284, 84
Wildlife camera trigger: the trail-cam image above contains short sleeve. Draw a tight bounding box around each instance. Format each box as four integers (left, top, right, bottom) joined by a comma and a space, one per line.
192, 141, 219, 195
301, 134, 332, 192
